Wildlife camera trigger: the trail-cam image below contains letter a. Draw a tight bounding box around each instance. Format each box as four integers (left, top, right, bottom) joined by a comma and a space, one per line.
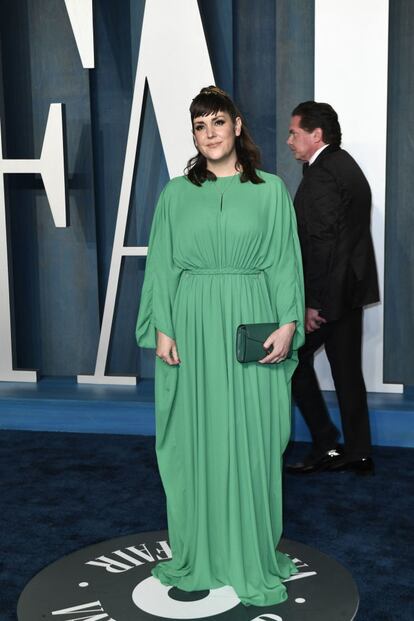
78, 0, 214, 385
51, 599, 114, 620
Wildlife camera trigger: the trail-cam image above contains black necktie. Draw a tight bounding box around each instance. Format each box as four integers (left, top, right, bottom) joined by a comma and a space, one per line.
302, 162, 309, 174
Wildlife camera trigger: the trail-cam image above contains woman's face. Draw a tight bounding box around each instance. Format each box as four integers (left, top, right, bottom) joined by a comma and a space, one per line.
193, 111, 241, 166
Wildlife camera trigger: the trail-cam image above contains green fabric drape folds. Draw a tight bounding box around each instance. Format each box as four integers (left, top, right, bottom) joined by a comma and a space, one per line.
136, 172, 305, 606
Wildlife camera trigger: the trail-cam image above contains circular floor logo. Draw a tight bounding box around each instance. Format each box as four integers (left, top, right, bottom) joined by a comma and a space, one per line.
18, 531, 359, 621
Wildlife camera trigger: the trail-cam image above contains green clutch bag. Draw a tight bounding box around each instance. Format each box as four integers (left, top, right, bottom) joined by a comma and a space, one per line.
236, 322, 292, 363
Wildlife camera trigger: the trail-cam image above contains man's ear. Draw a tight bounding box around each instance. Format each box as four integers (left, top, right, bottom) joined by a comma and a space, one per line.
313, 127, 324, 143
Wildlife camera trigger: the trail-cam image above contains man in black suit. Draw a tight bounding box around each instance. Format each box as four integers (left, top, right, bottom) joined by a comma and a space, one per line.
286, 101, 379, 475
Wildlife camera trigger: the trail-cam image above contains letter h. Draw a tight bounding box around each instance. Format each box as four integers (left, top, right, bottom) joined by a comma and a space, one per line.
0, 104, 68, 381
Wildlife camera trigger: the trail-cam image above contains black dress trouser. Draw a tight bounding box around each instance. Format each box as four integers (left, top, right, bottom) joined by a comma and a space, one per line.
292, 307, 372, 459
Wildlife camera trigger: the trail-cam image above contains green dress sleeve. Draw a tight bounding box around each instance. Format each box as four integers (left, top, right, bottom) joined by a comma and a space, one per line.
135, 186, 181, 348
265, 179, 305, 374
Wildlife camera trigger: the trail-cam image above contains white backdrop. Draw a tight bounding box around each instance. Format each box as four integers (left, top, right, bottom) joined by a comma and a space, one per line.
314, 0, 401, 393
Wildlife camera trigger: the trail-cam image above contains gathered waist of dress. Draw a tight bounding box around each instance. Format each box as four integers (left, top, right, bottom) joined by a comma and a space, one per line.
183, 267, 263, 276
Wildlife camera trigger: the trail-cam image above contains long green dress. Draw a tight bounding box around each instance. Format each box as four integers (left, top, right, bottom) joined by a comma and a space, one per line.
136, 171, 305, 607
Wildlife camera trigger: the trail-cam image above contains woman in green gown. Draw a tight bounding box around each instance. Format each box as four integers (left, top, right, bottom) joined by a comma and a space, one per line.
136, 86, 305, 607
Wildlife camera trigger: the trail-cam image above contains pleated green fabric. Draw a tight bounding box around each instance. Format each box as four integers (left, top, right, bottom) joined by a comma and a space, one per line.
136, 171, 305, 607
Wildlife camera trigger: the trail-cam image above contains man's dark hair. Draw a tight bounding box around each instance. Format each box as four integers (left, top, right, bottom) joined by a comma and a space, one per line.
292, 101, 342, 146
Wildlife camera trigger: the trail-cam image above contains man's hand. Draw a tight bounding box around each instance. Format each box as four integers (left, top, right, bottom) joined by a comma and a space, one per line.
156, 331, 180, 365
305, 308, 327, 333
259, 322, 296, 364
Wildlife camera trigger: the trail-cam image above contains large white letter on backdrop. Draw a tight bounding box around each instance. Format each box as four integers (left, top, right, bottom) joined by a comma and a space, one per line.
314, 0, 401, 393
78, 0, 214, 385
64, 0, 95, 69
0, 104, 68, 381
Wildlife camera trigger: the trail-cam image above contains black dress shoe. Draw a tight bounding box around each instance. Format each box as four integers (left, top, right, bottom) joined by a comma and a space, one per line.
327, 456, 375, 475
285, 446, 343, 474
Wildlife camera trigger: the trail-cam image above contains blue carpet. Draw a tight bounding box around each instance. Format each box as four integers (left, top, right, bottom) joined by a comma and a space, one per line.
0, 430, 412, 620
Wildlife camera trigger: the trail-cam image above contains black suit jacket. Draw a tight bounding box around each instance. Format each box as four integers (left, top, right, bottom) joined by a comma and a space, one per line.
293, 145, 380, 321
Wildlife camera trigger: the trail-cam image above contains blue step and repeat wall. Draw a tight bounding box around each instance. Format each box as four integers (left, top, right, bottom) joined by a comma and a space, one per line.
0, 0, 412, 387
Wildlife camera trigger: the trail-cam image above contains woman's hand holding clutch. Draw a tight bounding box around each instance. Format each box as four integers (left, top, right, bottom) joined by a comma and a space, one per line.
156, 331, 180, 365
259, 322, 296, 364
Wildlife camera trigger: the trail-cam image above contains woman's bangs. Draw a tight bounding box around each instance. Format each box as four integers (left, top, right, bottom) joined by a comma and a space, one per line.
190, 94, 232, 121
